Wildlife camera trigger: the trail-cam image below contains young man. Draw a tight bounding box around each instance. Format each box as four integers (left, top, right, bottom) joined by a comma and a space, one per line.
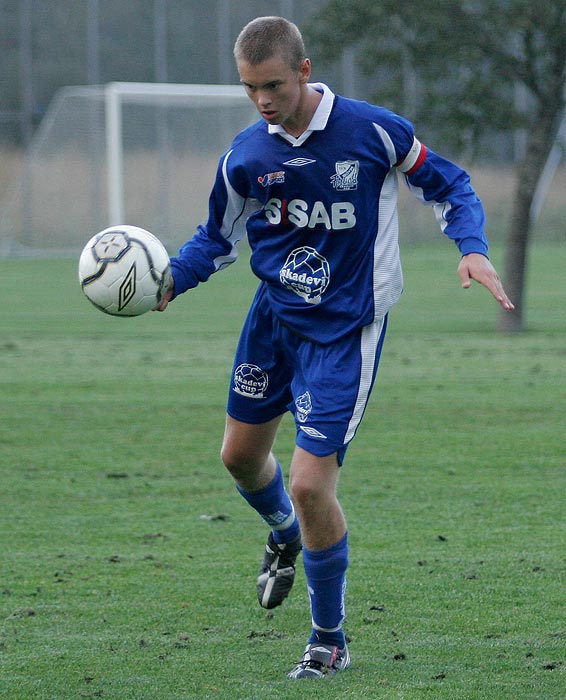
156, 16, 513, 679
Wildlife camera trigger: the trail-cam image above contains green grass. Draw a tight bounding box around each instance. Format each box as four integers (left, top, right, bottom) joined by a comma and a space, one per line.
1, 242, 564, 699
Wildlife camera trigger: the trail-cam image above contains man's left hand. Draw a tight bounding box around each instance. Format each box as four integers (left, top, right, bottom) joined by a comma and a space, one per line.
457, 253, 515, 310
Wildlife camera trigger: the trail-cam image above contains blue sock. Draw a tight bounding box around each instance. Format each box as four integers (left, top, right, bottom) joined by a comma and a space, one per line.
304, 533, 348, 649
236, 462, 300, 544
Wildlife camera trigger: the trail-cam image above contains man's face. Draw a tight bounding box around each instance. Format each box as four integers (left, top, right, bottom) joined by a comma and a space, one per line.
237, 54, 311, 134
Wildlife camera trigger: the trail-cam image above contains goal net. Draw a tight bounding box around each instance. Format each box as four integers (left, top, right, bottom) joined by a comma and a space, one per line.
0, 82, 256, 257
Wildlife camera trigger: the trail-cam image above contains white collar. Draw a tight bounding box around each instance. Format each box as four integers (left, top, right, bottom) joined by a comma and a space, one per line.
268, 83, 335, 147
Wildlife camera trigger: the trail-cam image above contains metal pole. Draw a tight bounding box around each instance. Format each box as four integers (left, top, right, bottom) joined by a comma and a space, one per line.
530, 111, 566, 223
19, 0, 33, 147
218, 0, 231, 84
87, 0, 103, 233
217, 0, 233, 145
280, 0, 294, 19
87, 0, 100, 85
154, 0, 169, 239
341, 47, 356, 99
19, 0, 33, 244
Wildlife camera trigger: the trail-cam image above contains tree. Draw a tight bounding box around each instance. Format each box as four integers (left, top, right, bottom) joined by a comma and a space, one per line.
305, 0, 566, 332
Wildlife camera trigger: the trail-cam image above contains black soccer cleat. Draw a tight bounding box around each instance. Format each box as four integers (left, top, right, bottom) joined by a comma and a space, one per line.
287, 642, 351, 679
257, 532, 302, 609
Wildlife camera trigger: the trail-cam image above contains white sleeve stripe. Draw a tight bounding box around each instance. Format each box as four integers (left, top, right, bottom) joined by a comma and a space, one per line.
220, 150, 243, 241
405, 180, 452, 233
219, 150, 258, 243
211, 150, 255, 271
373, 123, 397, 166
396, 137, 423, 173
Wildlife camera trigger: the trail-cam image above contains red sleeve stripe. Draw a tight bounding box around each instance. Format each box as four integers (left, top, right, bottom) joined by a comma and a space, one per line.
396, 138, 427, 175
405, 144, 427, 175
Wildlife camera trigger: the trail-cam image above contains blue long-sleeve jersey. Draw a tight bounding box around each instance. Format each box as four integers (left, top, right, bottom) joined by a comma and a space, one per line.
171, 83, 488, 343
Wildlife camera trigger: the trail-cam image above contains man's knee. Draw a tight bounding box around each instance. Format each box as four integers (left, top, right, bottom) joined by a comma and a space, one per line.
221, 415, 281, 479
289, 474, 319, 511
289, 450, 340, 510
220, 441, 257, 479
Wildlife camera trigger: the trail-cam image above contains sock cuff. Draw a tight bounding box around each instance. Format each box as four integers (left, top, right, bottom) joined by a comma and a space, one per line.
235, 462, 299, 542
303, 532, 349, 579
236, 461, 283, 499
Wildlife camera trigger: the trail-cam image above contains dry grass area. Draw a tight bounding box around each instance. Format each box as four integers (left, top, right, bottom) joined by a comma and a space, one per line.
1, 146, 564, 252
395, 163, 564, 244
0, 149, 23, 197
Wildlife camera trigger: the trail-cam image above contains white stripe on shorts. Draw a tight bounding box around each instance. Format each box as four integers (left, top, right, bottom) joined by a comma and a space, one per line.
344, 317, 386, 444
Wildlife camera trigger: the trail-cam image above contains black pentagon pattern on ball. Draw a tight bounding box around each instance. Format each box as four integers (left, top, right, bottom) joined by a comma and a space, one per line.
93, 231, 131, 263
81, 230, 132, 286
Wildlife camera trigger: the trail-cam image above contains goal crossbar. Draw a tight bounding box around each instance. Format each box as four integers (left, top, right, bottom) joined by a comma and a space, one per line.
105, 82, 250, 225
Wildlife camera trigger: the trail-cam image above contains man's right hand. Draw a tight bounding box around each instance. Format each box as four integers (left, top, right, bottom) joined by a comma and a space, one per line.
153, 282, 175, 311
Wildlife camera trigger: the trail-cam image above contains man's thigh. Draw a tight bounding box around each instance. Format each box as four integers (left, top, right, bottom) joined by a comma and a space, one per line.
222, 413, 283, 467
292, 316, 388, 463
227, 285, 293, 424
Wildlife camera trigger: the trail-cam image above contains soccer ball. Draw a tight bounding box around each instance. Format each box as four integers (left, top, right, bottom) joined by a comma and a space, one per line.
78, 225, 172, 316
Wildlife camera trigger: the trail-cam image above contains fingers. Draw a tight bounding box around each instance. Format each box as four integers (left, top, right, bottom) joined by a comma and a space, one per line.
458, 265, 472, 289
152, 299, 168, 312
478, 267, 515, 311
458, 254, 515, 311
491, 280, 515, 311
152, 285, 174, 312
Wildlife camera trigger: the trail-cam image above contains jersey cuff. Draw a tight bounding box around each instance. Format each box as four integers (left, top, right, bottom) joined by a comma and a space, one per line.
170, 260, 199, 298
458, 238, 489, 257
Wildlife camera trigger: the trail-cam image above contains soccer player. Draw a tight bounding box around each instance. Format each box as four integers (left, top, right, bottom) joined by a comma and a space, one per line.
156, 16, 514, 679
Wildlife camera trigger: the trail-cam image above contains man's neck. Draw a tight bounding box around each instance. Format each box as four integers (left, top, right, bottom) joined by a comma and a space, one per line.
283, 85, 323, 138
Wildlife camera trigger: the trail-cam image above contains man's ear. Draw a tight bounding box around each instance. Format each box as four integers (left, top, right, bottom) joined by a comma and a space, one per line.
299, 58, 311, 84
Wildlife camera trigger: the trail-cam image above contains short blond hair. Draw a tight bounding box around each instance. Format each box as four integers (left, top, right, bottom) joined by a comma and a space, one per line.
234, 16, 306, 70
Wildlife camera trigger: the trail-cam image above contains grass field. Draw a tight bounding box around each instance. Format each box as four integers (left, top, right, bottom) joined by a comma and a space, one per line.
1, 242, 564, 699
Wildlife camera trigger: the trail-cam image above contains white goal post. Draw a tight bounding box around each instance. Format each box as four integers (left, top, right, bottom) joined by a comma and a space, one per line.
104, 82, 252, 227
1, 81, 562, 258
0, 82, 256, 257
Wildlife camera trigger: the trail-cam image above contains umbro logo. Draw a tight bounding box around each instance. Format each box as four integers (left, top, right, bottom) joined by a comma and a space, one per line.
299, 426, 328, 439
283, 157, 316, 167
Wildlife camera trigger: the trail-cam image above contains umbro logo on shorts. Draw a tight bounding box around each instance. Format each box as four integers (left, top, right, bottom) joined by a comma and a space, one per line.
299, 426, 328, 439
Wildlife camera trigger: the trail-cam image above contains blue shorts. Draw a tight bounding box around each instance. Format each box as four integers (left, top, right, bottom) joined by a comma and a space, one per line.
227, 284, 388, 465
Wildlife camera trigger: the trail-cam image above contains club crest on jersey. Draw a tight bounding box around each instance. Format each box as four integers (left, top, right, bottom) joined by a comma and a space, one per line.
233, 363, 268, 398
331, 160, 359, 191
258, 171, 285, 187
280, 246, 330, 305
